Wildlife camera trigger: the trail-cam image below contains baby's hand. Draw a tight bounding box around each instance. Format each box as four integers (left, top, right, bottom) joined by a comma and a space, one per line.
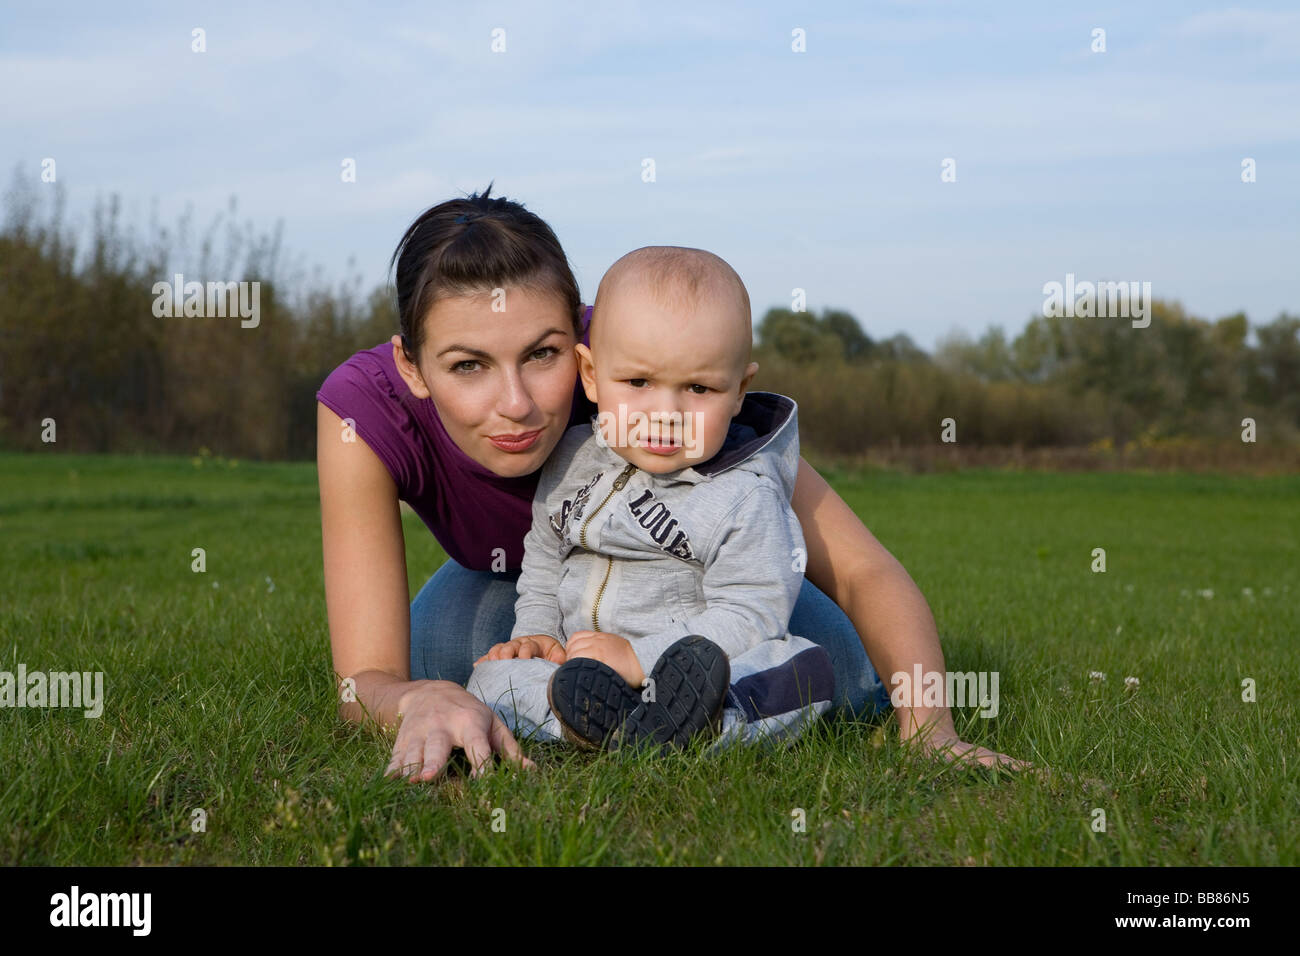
475, 634, 567, 665
565, 631, 645, 687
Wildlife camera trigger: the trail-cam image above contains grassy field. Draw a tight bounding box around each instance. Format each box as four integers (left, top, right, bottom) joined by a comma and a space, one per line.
1, 450, 1296, 865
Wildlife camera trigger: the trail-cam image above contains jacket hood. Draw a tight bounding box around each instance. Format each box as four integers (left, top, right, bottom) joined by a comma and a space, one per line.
587, 390, 800, 499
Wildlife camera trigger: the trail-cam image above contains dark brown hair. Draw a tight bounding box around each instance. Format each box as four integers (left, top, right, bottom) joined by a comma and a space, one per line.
390, 183, 583, 365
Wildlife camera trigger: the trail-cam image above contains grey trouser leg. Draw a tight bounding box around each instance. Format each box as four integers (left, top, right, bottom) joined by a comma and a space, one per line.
466, 658, 564, 743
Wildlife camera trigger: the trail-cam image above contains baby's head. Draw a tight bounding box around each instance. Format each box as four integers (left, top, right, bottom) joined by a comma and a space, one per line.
576, 246, 759, 474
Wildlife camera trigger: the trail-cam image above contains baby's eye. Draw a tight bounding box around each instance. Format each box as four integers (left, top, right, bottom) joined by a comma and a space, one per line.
689, 384, 710, 394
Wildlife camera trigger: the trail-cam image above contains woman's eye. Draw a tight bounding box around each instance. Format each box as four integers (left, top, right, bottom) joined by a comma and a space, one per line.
530, 346, 559, 361
452, 360, 480, 373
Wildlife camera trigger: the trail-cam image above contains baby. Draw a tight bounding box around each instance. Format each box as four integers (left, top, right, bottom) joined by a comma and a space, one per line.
467, 246, 835, 751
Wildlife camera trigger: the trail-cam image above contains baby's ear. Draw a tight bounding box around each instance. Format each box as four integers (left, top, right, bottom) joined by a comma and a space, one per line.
575, 344, 599, 401
732, 361, 759, 413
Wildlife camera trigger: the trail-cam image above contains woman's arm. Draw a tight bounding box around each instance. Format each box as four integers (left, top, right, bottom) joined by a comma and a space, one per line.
316, 402, 529, 778
790, 457, 1027, 769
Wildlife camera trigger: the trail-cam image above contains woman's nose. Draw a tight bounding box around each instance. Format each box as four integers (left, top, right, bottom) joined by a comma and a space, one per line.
496, 368, 536, 419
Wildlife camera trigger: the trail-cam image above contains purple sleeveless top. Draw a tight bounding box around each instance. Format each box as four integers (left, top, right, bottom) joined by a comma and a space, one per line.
316, 305, 597, 572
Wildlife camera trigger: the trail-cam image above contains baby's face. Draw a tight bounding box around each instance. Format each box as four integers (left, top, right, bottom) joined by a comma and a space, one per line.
577, 283, 757, 475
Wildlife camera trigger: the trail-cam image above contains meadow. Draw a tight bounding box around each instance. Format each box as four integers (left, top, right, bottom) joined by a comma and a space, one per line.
1, 451, 1296, 865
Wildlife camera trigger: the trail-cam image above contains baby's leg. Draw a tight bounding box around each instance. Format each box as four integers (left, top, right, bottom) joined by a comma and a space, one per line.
466, 658, 564, 744
713, 635, 835, 750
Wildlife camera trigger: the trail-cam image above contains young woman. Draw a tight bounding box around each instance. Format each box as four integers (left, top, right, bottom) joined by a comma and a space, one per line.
316, 186, 1027, 781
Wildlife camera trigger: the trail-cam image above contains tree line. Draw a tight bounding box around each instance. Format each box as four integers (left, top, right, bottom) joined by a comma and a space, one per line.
754, 304, 1299, 455
1, 184, 1296, 461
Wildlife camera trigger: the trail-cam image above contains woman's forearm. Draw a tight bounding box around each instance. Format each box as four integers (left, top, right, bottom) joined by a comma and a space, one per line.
844, 562, 955, 740
318, 401, 430, 733
791, 457, 956, 740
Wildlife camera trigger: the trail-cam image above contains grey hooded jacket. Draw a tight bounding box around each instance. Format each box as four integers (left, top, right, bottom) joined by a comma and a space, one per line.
510, 390, 807, 677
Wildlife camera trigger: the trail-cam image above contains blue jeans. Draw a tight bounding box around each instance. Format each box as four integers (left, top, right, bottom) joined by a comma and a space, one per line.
410, 557, 893, 719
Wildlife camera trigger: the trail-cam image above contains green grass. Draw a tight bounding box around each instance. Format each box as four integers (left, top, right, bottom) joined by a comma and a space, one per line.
1, 451, 1296, 865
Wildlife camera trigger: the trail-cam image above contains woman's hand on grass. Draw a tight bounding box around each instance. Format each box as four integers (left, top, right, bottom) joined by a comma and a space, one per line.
896, 710, 1031, 772
919, 732, 1030, 771
385, 680, 534, 781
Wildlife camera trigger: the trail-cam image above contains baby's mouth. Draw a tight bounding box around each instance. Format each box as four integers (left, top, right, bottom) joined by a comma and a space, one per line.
638, 434, 682, 455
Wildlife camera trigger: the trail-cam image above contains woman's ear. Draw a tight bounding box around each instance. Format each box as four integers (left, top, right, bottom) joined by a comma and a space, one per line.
391, 334, 431, 399
575, 343, 599, 404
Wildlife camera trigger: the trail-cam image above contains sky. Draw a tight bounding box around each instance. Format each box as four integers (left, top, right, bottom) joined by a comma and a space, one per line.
2, 0, 1297, 350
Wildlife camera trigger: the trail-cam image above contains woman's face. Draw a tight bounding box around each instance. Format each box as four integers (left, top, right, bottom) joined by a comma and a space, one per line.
392, 286, 579, 478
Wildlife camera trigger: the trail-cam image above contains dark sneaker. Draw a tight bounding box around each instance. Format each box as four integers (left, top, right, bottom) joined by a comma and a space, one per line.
547, 635, 731, 752
546, 656, 642, 751
613, 635, 730, 752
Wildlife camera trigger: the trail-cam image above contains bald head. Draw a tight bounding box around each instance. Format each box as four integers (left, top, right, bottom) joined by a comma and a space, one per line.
591, 246, 752, 375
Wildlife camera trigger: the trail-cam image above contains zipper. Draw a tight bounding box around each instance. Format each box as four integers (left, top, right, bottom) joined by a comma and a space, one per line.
592, 558, 614, 632
581, 462, 637, 631
579, 463, 637, 549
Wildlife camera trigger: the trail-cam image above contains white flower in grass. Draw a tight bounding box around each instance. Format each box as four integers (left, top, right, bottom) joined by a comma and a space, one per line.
266, 576, 276, 594
212, 580, 220, 589
1198, 588, 1214, 599
1242, 587, 1253, 598
1124, 676, 1140, 691
1089, 670, 1106, 683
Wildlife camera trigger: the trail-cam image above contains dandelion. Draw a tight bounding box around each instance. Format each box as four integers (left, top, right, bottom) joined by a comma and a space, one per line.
1124, 676, 1140, 691
1089, 670, 1106, 683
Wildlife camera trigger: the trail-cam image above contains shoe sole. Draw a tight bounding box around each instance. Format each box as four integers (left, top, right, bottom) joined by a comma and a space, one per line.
548, 636, 731, 752
547, 657, 642, 750
613, 636, 731, 752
